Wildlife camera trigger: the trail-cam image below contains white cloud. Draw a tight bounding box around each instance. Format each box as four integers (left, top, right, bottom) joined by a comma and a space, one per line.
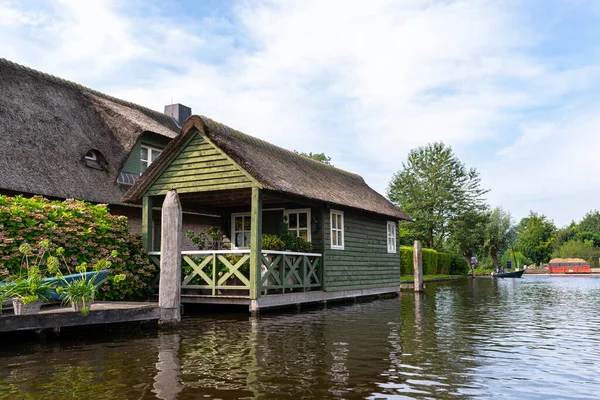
1, 0, 600, 226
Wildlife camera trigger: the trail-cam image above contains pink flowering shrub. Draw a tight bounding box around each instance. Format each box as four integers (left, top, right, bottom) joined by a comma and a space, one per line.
0, 195, 157, 300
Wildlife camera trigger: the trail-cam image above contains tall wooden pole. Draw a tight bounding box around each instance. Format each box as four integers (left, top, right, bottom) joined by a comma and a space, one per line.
413, 240, 423, 292
159, 190, 182, 327
249, 187, 263, 306
142, 196, 154, 252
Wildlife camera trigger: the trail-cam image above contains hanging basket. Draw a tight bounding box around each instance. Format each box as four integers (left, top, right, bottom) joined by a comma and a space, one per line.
12, 298, 43, 315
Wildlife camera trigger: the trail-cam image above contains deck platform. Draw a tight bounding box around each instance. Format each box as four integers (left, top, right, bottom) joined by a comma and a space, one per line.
180, 286, 400, 311
0, 302, 160, 333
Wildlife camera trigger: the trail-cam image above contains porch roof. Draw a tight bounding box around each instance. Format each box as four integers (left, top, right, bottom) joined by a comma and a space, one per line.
124, 115, 410, 220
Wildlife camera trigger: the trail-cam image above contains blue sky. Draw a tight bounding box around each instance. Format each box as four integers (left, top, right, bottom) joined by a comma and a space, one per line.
2, 0, 600, 227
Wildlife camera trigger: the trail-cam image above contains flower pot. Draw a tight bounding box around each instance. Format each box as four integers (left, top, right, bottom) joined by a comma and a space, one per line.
12, 298, 43, 315
71, 299, 93, 313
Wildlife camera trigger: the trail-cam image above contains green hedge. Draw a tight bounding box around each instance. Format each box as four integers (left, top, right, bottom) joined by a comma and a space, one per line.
400, 246, 468, 276
0, 195, 157, 300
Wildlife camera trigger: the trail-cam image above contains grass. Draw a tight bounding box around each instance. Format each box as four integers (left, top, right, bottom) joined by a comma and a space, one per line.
400, 274, 465, 282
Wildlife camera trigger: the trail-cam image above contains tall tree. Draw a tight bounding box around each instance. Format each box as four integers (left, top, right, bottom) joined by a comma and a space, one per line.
387, 142, 488, 249
483, 207, 514, 268
447, 209, 489, 275
297, 152, 332, 165
577, 210, 600, 235
516, 212, 556, 264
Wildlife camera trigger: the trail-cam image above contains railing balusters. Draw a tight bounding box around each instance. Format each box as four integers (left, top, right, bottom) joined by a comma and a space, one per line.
148, 249, 322, 297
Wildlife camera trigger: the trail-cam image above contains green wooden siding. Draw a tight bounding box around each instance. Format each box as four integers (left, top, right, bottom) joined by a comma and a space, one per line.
145, 132, 255, 196
322, 209, 400, 291
122, 134, 171, 174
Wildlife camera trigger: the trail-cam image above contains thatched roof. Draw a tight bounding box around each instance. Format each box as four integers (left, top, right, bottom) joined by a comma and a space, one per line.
0, 58, 179, 205
125, 116, 410, 220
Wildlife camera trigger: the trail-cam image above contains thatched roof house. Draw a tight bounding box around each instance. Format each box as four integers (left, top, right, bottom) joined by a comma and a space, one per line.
125, 116, 409, 220
0, 58, 180, 205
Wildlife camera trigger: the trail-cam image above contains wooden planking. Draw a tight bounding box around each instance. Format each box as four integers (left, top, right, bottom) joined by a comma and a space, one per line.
323, 209, 400, 291
146, 182, 253, 197
155, 170, 247, 185
145, 133, 254, 196
170, 155, 228, 166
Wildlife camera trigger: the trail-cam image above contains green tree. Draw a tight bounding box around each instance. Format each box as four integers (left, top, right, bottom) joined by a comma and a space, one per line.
297, 152, 332, 165
516, 212, 556, 264
483, 207, 514, 268
553, 239, 600, 267
387, 142, 488, 249
447, 209, 489, 275
577, 210, 600, 235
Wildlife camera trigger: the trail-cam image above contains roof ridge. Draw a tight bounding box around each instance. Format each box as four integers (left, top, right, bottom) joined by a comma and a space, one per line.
199, 115, 364, 180
0, 58, 172, 123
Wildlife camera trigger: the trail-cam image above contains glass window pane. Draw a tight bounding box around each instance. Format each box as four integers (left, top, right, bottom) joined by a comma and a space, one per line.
299, 230, 308, 240
332, 230, 338, 246
289, 213, 298, 228
235, 233, 243, 247
244, 216, 251, 231
244, 232, 251, 246
140, 147, 148, 161
338, 214, 342, 228
235, 216, 242, 231
152, 149, 162, 162
299, 213, 307, 228
331, 214, 337, 230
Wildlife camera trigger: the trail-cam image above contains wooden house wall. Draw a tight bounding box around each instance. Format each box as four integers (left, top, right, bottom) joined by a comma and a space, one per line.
322, 208, 400, 291
122, 133, 171, 175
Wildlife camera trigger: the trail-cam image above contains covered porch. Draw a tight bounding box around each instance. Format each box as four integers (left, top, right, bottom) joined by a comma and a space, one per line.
142, 186, 327, 311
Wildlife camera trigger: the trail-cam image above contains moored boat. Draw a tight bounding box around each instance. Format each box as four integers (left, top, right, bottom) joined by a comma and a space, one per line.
491, 269, 525, 278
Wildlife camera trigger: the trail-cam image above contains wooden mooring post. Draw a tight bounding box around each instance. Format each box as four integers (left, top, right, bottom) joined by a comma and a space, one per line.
158, 190, 182, 327
414, 240, 424, 292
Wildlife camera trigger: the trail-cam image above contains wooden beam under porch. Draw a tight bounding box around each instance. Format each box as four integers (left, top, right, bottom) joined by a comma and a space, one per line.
179, 285, 400, 312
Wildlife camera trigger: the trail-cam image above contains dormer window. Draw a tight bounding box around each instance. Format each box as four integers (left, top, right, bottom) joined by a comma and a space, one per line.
141, 145, 162, 172
85, 151, 97, 161
83, 149, 106, 170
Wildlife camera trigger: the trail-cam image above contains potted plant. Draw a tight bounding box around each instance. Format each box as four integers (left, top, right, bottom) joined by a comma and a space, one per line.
4, 241, 54, 315
5, 266, 54, 315
48, 248, 125, 315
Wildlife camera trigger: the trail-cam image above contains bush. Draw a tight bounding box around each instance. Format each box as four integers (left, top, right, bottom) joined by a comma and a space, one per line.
400, 246, 413, 275
399, 246, 466, 275
450, 255, 469, 275
437, 252, 453, 275
262, 234, 286, 251
422, 248, 438, 275
0, 195, 156, 300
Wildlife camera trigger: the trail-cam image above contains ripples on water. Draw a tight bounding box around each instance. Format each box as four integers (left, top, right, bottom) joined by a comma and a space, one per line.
2, 276, 600, 399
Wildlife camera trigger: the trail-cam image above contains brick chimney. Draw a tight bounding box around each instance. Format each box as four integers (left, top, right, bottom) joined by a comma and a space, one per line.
164, 103, 191, 127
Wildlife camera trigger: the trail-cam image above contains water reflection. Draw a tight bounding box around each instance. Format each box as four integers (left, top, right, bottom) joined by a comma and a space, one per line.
2, 277, 600, 398
153, 333, 183, 400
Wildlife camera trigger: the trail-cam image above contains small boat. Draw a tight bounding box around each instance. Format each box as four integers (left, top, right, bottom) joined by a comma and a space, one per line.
491, 269, 525, 278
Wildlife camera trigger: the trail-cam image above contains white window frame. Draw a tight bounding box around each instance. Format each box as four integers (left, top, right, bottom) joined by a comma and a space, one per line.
330, 209, 344, 250
231, 212, 252, 249
84, 150, 97, 161
140, 144, 163, 172
284, 208, 312, 242
387, 221, 397, 253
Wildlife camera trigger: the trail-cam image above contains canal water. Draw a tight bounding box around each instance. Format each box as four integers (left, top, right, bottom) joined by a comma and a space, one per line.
2, 276, 600, 399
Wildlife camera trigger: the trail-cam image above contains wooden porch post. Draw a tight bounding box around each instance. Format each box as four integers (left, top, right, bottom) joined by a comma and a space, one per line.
414, 240, 424, 293
159, 190, 182, 326
142, 195, 154, 252
249, 187, 263, 303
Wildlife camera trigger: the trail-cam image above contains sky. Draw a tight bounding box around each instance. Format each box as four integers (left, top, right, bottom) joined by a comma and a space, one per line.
1, 0, 600, 227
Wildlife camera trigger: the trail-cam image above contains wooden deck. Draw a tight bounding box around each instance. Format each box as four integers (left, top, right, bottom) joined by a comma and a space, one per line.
0, 302, 160, 333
